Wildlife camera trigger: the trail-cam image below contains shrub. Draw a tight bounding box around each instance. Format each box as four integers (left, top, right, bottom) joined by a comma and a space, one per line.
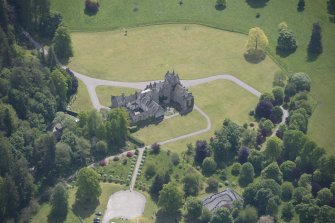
231, 163, 242, 176
170, 153, 180, 166
144, 162, 156, 178
206, 177, 219, 192
151, 143, 160, 154
202, 157, 217, 175
85, 0, 100, 13
126, 151, 133, 157
113, 156, 120, 161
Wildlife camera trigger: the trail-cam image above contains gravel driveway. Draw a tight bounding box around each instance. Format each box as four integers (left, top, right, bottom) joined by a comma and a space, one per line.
102, 190, 146, 223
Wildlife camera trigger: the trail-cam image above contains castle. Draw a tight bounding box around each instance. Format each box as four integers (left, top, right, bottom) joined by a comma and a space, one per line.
111, 71, 194, 124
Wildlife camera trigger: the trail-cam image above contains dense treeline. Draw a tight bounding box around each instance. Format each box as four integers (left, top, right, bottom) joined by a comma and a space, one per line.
0, 0, 130, 222
152, 71, 335, 222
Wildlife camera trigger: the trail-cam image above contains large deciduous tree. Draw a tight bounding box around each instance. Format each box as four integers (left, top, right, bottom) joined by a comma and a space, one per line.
239, 162, 255, 186
51, 183, 68, 217
158, 182, 184, 213
76, 167, 101, 202
53, 26, 73, 62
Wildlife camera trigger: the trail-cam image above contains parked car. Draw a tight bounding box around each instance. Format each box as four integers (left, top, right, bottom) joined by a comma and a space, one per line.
95, 212, 102, 216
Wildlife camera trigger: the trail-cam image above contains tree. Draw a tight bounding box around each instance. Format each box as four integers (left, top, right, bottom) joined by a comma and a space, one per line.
145, 162, 156, 178
51, 183, 68, 217
206, 177, 219, 192
53, 26, 73, 62
281, 202, 294, 221
183, 174, 200, 196
308, 22, 322, 55
211, 119, 242, 165
277, 25, 297, 51
50, 69, 69, 110
85, 0, 100, 13
255, 100, 273, 119
273, 71, 287, 87
210, 207, 233, 223
297, 0, 305, 11
194, 140, 209, 164
317, 188, 333, 206
270, 106, 283, 124
260, 119, 274, 136
33, 133, 56, 182
281, 181, 294, 201
272, 87, 284, 105
246, 27, 269, 54
288, 72, 312, 92
248, 150, 265, 174
293, 187, 310, 204
236, 205, 257, 223
298, 140, 325, 173
158, 182, 184, 213
262, 162, 283, 184
150, 172, 170, 197
231, 162, 242, 176
151, 143, 160, 154
76, 167, 101, 202
317, 205, 335, 223
94, 140, 107, 158
265, 136, 282, 161
200, 207, 212, 223
239, 162, 255, 186
241, 130, 256, 150
55, 142, 72, 176
282, 130, 307, 160
216, 0, 227, 8
296, 201, 320, 223
185, 197, 203, 219
0, 26, 11, 68
280, 160, 297, 181
289, 112, 308, 133
202, 157, 217, 175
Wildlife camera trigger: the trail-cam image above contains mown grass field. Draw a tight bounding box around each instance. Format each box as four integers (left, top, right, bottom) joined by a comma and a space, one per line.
69, 25, 278, 94
132, 109, 207, 145
52, 0, 335, 153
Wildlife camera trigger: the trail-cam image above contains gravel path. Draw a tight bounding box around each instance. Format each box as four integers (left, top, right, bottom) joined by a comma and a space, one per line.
129, 147, 145, 191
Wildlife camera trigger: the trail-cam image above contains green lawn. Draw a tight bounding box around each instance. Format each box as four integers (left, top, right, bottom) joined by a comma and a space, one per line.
96, 85, 138, 107
52, 0, 335, 153
69, 25, 278, 93
31, 183, 128, 223
70, 79, 93, 112
132, 109, 207, 146
162, 80, 258, 153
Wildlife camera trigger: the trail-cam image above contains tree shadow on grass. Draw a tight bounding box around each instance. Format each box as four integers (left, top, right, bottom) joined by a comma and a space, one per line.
327, 0, 335, 14
276, 47, 297, 58
306, 52, 321, 62
215, 4, 226, 11
246, 0, 269, 8
84, 8, 98, 16
47, 211, 68, 223
244, 52, 266, 64
72, 198, 100, 219
155, 209, 182, 223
